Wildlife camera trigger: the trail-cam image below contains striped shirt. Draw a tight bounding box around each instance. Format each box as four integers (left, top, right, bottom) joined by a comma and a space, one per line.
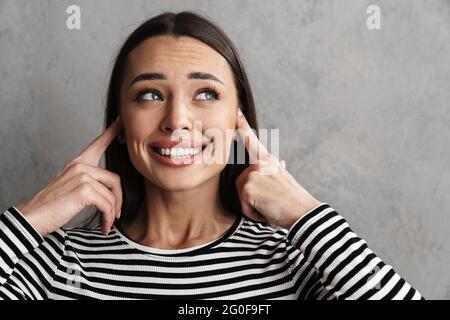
0, 203, 423, 300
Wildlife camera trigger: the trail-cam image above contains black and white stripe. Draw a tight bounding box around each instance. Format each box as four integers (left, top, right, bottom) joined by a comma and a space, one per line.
0, 203, 424, 300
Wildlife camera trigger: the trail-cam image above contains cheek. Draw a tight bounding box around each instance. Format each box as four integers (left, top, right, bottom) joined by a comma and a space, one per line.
203, 103, 236, 130
120, 93, 155, 137
203, 119, 236, 165
202, 110, 234, 141
122, 111, 160, 139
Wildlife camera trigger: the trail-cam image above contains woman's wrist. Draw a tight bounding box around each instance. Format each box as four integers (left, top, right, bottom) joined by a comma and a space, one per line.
280, 197, 322, 230
15, 201, 47, 237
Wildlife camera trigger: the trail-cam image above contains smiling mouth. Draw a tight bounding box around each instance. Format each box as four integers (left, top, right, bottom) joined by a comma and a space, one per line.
150, 144, 208, 159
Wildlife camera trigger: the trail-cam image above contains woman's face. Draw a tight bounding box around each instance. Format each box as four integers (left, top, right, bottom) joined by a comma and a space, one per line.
120, 35, 239, 191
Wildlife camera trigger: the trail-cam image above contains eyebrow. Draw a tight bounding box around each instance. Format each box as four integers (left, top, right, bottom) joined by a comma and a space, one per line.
129, 72, 224, 87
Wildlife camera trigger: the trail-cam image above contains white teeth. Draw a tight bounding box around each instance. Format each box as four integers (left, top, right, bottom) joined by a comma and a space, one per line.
154, 147, 203, 158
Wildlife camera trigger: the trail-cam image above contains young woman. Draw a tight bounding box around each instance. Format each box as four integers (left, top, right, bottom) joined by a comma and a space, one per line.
0, 11, 423, 300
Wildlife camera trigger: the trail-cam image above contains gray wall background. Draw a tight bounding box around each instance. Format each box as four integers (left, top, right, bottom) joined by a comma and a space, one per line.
0, 0, 449, 299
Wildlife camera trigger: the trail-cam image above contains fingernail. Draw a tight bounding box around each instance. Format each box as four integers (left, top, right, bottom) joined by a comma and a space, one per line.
117, 210, 121, 219
238, 108, 243, 117
115, 115, 120, 123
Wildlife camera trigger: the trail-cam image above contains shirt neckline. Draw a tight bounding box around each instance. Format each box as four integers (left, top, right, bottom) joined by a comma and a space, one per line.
112, 215, 243, 257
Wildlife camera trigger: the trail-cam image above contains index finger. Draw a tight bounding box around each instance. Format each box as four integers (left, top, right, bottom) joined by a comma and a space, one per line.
236, 108, 271, 163
75, 117, 122, 166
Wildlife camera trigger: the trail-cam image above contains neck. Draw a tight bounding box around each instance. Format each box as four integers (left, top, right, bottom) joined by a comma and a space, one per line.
120, 175, 236, 249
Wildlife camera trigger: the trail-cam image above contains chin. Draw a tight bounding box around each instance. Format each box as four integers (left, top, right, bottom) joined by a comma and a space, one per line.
147, 163, 223, 189
152, 171, 214, 191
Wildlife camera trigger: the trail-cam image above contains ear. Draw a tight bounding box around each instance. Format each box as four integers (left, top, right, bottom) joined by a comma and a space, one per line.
233, 105, 243, 141
237, 104, 244, 116
118, 129, 126, 144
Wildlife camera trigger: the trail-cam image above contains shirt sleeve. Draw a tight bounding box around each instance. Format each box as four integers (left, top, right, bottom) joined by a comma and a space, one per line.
286, 203, 425, 300
0, 207, 47, 299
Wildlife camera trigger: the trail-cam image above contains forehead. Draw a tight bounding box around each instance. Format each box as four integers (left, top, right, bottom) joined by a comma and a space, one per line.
126, 35, 232, 82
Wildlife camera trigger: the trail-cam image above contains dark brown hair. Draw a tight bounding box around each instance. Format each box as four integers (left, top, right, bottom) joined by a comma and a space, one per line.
96, 11, 259, 226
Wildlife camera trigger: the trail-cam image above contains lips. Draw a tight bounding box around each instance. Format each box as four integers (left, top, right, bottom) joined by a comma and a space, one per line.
147, 138, 213, 168
150, 144, 206, 157
148, 139, 210, 149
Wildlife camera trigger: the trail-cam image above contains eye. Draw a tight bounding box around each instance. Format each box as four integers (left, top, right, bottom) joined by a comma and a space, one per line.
136, 89, 163, 102
195, 87, 221, 101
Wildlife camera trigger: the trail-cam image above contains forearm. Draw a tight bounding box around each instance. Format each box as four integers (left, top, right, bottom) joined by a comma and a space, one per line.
0, 207, 44, 298
287, 203, 424, 300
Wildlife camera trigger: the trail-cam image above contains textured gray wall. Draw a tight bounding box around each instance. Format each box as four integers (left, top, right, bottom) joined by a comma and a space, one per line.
0, 0, 449, 299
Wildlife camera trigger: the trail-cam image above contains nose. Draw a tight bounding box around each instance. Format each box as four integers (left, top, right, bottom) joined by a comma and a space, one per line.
159, 97, 193, 135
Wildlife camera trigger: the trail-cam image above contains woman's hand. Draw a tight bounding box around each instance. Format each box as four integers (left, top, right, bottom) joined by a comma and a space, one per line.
235, 108, 321, 230
16, 118, 123, 237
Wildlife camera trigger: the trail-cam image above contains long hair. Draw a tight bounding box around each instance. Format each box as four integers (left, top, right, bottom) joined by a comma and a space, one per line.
93, 11, 259, 226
